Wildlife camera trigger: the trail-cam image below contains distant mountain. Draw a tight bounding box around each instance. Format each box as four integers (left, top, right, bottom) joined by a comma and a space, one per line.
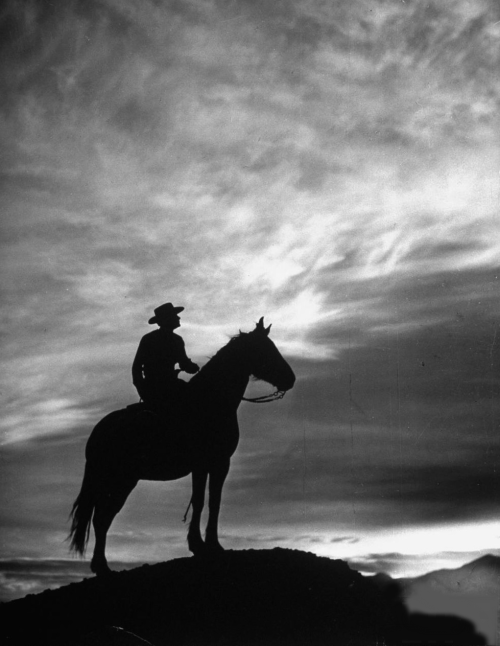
400, 554, 500, 646
403, 554, 500, 593
0, 548, 487, 645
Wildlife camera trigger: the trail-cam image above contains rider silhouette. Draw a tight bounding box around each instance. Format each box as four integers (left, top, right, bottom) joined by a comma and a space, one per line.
132, 303, 199, 413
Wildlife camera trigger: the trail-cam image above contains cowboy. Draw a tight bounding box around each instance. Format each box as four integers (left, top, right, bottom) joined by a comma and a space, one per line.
132, 303, 199, 412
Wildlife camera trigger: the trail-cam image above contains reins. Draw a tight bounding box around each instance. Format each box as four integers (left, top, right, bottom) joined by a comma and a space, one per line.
242, 389, 286, 403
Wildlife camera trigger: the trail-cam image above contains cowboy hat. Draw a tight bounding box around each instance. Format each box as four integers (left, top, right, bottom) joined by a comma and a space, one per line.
148, 302, 184, 324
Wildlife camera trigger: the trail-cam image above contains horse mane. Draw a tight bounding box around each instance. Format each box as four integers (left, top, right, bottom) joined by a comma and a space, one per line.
215, 331, 249, 355
189, 332, 252, 386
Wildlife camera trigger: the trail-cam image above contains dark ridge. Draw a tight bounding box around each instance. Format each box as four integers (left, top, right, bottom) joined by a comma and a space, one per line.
0, 548, 486, 645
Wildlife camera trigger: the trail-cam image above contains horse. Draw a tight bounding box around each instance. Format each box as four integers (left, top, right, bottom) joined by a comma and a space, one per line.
68, 317, 296, 575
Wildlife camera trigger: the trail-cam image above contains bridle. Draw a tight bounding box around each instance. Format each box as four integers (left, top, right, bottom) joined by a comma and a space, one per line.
242, 389, 286, 403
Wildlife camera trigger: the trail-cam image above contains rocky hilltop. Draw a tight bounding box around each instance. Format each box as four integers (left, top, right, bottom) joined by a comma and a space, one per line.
1, 548, 486, 645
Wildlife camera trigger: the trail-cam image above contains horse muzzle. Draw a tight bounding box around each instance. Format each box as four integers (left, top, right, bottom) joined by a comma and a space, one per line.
277, 368, 296, 392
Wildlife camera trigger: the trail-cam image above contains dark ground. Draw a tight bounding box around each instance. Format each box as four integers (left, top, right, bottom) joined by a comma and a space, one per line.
0, 548, 487, 645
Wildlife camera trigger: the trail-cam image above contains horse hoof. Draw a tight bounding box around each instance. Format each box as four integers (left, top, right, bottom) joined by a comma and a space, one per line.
205, 541, 225, 556
187, 536, 205, 556
91, 559, 112, 576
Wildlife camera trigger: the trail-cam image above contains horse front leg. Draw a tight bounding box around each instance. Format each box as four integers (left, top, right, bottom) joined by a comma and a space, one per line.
205, 458, 230, 553
187, 468, 208, 555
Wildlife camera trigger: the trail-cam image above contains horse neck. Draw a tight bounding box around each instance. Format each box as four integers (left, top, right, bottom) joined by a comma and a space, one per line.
191, 339, 250, 406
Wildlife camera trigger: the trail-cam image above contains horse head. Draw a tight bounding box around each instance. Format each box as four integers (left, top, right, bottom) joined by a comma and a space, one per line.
245, 317, 296, 393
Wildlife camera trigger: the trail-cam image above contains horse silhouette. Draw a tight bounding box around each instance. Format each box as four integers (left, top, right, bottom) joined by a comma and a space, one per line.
69, 318, 296, 575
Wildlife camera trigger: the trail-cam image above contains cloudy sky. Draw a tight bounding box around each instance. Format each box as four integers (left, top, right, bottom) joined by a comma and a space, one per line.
1, 0, 499, 602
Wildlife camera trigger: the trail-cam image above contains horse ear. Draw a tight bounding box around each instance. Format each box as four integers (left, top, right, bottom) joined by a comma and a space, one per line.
255, 318, 271, 336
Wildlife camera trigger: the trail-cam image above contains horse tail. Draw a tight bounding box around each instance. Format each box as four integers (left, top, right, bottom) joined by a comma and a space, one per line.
68, 461, 96, 556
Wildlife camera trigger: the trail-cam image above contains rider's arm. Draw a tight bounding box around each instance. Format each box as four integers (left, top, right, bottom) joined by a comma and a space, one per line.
179, 358, 200, 374
177, 338, 200, 374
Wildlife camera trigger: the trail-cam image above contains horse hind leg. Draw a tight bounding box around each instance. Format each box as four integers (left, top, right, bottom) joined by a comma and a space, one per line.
187, 469, 208, 555
91, 478, 137, 576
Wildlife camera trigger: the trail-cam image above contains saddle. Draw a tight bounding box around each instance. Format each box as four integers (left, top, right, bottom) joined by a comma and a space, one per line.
124, 400, 192, 452
126, 401, 156, 415
126, 399, 187, 422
